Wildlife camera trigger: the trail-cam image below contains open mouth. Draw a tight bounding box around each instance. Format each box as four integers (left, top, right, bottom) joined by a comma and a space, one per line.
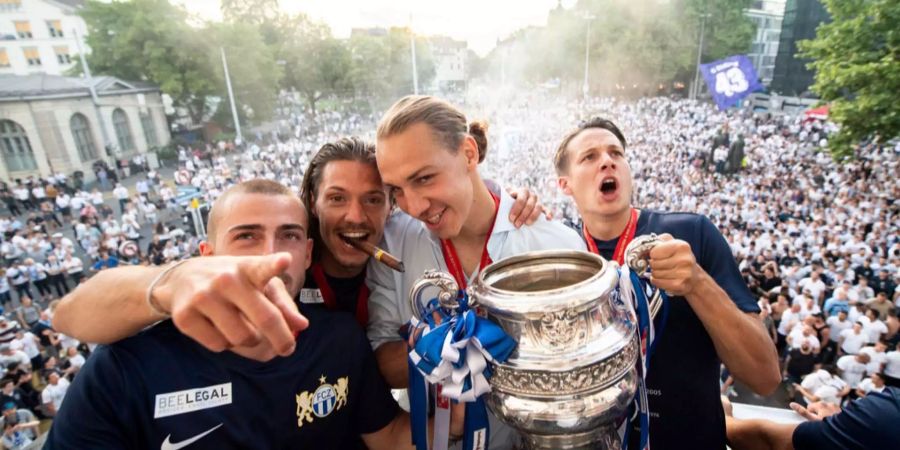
338, 231, 371, 247
422, 208, 446, 228
600, 177, 618, 195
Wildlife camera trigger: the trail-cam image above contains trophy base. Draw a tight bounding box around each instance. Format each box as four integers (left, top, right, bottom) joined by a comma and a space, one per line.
522, 425, 621, 450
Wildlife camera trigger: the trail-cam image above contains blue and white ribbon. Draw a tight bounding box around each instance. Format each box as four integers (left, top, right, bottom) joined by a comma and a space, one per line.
407, 294, 515, 450
619, 264, 669, 450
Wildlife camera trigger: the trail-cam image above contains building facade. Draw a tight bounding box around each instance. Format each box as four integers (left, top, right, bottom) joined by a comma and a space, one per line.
0, 74, 169, 181
745, 0, 786, 85
0, 0, 87, 76
429, 36, 467, 92
770, 0, 830, 96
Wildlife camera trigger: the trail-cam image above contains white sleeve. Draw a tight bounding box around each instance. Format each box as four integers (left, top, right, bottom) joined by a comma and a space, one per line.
365, 253, 404, 351
837, 356, 849, 371
801, 371, 823, 390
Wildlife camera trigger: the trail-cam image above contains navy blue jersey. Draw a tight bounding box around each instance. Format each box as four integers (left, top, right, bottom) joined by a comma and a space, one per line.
45, 304, 399, 449
586, 210, 758, 450
301, 268, 367, 315
793, 387, 900, 449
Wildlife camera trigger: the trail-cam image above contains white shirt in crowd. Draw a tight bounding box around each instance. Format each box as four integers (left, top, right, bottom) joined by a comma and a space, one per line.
113, 186, 129, 200
787, 327, 820, 351
64, 257, 83, 275
800, 369, 847, 405
836, 355, 868, 388
797, 277, 826, 300
863, 319, 888, 343
826, 316, 852, 343
66, 352, 86, 371
10, 333, 40, 359
777, 309, 802, 336
839, 328, 869, 354
884, 351, 900, 379
41, 377, 70, 411
856, 377, 885, 395
859, 346, 887, 375
0, 350, 30, 368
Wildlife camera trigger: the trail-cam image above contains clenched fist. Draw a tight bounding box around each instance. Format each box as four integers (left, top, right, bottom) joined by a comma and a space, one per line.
648, 233, 703, 297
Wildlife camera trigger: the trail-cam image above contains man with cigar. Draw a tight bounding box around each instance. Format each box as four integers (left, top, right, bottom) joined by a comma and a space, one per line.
46, 179, 460, 448
297, 137, 543, 329
52, 137, 541, 345
554, 118, 781, 449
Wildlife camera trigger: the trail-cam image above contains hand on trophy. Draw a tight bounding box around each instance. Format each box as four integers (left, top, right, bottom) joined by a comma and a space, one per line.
648, 233, 704, 297
152, 253, 309, 358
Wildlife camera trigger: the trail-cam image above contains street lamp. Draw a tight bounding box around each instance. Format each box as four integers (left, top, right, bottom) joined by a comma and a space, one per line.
581, 12, 596, 99
690, 13, 711, 100
409, 14, 419, 95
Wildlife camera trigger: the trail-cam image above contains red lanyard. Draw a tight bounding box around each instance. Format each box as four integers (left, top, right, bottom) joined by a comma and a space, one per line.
440, 192, 501, 290
310, 263, 369, 328
583, 208, 639, 265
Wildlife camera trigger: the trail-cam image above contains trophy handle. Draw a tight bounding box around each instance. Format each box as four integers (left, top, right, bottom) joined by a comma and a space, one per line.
408, 270, 460, 321
624, 234, 664, 319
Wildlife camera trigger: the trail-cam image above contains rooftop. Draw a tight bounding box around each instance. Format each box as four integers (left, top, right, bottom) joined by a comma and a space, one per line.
0, 73, 159, 101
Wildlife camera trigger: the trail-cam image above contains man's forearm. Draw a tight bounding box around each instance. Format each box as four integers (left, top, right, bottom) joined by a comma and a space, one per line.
53, 265, 166, 343
686, 270, 781, 395
375, 341, 409, 389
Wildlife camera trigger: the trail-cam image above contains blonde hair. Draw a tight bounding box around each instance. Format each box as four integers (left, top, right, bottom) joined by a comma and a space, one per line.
377, 95, 489, 163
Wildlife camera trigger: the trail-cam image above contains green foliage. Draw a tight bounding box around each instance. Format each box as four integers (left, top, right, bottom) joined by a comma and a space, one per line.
799, 0, 900, 159
482, 0, 754, 92
79, 0, 217, 123
78, 0, 280, 129
220, 0, 281, 26
207, 22, 282, 125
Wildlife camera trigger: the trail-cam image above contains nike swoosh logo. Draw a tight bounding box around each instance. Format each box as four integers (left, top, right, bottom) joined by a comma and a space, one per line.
160, 423, 223, 450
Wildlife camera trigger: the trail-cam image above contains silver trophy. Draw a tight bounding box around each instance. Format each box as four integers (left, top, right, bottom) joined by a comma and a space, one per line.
409, 235, 662, 450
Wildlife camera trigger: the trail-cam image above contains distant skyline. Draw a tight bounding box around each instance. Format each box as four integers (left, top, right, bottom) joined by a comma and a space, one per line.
177, 0, 578, 55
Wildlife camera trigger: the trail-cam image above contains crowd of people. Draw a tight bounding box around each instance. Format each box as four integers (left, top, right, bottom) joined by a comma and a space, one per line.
0, 92, 897, 447
472, 92, 899, 408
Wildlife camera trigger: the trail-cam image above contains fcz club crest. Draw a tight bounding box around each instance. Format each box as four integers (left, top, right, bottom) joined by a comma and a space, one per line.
296, 375, 349, 428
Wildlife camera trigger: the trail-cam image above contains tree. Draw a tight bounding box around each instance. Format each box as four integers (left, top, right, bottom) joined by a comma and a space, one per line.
480, 0, 754, 94
77, 0, 217, 124
207, 22, 282, 126
347, 32, 393, 109
381, 28, 436, 98
220, 0, 281, 26
799, 0, 900, 159
276, 15, 353, 115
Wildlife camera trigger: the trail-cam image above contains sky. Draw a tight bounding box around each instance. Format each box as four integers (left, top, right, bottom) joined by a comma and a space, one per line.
177, 0, 578, 56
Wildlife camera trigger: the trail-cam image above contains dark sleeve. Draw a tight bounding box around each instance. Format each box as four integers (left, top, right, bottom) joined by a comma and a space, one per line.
792, 388, 900, 450
44, 345, 138, 449
697, 215, 759, 313
351, 326, 400, 435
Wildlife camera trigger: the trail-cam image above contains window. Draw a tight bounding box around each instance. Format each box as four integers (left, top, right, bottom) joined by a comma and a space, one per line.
54, 46, 71, 64
13, 21, 32, 39
0, 49, 9, 68
112, 108, 135, 152
0, 120, 37, 172
140, 112, 158, 147
0, 0, 22, 12
70, 113, 97, 161
23, 47, 40, 66
47, 20, 63, 38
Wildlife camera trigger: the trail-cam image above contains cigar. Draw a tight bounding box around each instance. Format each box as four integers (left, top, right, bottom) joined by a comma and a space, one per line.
342, 237, 405, 273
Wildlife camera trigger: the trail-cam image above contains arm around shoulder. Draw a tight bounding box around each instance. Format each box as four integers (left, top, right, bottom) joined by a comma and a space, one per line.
53, 264, 167, 343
